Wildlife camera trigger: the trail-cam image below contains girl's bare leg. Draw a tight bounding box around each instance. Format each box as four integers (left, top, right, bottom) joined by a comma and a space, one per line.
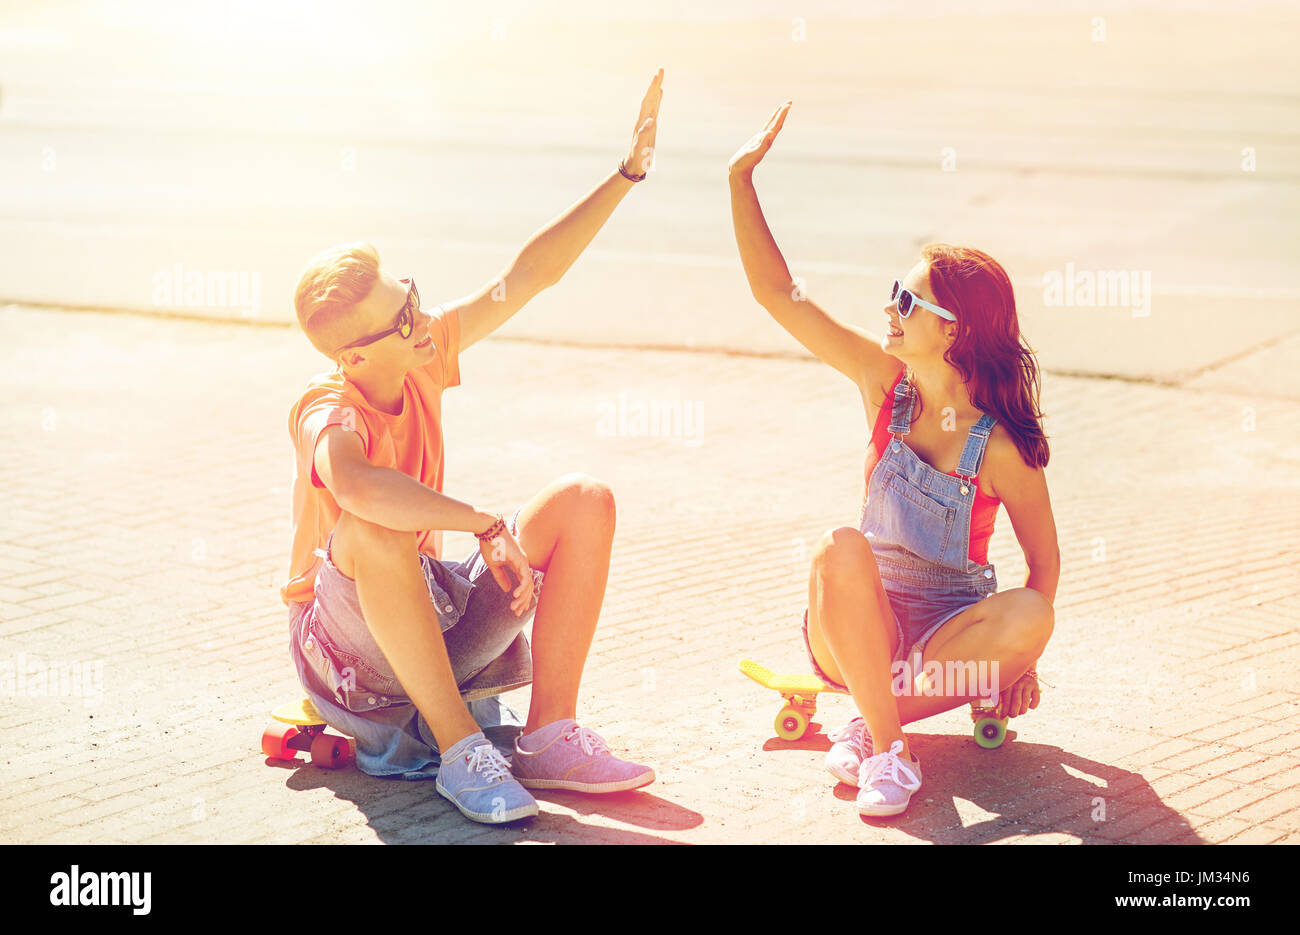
806, 527, 912, 759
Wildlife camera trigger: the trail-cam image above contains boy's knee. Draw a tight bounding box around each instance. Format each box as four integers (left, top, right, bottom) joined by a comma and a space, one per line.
333, 512, 416, 573
557, 472, 616, 531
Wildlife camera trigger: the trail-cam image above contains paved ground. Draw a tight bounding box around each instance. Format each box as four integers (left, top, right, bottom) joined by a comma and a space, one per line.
1, 303, 1297, 844
2, 0, 1296, 849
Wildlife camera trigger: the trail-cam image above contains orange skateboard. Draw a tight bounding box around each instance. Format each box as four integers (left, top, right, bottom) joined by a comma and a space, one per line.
260, 698, 354, 769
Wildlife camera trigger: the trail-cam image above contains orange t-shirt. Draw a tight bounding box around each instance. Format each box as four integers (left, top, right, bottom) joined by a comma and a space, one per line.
281, 306, 461, 606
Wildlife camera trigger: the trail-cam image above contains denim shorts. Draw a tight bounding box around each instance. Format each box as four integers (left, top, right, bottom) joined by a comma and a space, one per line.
800, 559, 997, 692
286, 508, 545, 778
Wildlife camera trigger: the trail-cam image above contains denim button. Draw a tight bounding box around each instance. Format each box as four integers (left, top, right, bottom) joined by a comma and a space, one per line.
892, 442, 901, 453
367, 695, 376, 706
304, 638, 314, 649
983, 569, 993, 578
444, 604, 454, 614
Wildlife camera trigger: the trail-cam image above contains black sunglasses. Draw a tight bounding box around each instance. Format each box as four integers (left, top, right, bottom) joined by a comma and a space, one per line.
338, 278, 419, 351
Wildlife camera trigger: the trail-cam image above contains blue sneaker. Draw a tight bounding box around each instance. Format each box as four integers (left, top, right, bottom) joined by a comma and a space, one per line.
436, 733, 538, 824
856, 740, 922, 817
512, 719, 655, 793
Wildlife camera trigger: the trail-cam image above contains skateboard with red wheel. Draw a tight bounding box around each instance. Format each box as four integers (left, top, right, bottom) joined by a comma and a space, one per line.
739, 658, 1009, 748
261, 698, 354, 769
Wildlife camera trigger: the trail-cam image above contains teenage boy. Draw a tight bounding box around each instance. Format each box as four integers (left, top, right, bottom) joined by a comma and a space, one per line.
281, 71, 664, 824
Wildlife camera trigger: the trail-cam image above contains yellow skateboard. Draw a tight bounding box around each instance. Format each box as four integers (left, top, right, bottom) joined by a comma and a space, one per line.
739, 659, 1009, 748
738, 659, 847, 740
260, 698, 355, 769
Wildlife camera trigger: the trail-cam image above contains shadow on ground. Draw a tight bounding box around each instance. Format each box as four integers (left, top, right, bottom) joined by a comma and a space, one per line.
764, 728, 1200, 844
276, 761, 701, 844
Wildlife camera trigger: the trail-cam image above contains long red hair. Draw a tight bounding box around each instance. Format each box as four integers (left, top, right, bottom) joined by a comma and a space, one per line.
916, 244, 1049, 469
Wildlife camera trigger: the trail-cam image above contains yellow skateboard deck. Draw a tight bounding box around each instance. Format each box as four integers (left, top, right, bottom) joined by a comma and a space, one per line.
739, 659, 847, 740
739, 658, 1009, 747
271, 697, 326, 726
261, 698, 354, 768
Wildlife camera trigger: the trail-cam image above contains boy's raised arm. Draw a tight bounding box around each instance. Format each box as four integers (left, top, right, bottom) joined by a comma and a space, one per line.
451, 68, 664, 350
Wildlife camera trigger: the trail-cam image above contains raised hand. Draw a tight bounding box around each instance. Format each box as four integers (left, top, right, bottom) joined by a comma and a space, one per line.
623, 68, 664, 178
729, 101, 791, 178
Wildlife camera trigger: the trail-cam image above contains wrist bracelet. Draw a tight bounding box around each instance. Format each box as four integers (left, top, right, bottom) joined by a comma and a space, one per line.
619, 160, 646, 182
475, 515, 506, 542
1024, 666, 1051, 689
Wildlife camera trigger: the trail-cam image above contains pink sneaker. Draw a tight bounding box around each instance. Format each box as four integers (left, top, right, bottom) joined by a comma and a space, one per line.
824, 717, 873, 786
856, 740, 922, 817
512, 719, 655, 793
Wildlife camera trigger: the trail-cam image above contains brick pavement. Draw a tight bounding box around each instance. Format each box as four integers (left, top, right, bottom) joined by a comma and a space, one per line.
1, 304, 1297, 844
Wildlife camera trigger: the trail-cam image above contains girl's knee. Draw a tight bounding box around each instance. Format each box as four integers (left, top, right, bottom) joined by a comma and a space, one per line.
1010, 588, 1054, 650
810, 526, 874, 584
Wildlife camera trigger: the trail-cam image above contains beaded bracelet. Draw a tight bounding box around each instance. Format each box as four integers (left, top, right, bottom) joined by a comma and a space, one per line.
1024, 666, 1052, 689
474, 515, 506, 543
618, 160, 647, 182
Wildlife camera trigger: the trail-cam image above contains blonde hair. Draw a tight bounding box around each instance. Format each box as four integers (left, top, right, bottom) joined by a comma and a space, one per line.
293, 241, 381, 356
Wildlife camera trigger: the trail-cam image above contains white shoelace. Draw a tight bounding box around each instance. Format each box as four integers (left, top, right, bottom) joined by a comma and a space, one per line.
464, 743, 512, 782
564, 725, 610, 756
860, 741, 921, 791
828, 718, 870, 756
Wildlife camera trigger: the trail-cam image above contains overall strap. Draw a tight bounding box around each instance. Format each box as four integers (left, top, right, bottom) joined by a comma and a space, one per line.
955, 413, 998, 480
887, 374, 915, 435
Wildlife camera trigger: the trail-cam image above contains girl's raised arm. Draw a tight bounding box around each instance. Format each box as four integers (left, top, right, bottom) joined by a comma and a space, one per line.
728, 102, 899, 397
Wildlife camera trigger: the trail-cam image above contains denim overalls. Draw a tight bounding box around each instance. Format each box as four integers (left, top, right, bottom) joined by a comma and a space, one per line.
859, 373, 999, 666
802, 374, 999, 687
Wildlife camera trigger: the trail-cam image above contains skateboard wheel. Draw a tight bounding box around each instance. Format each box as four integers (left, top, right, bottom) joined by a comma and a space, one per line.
973, 717, 1007, 749
262, 724, 299, 761
310, 733, 352, 769
775, 707, 809, 741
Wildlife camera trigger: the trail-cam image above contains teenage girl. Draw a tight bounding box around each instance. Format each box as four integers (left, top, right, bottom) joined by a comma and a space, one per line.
729, 103, 1059, 817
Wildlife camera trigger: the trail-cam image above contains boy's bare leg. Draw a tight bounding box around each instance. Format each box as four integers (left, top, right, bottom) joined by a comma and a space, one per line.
330, 510, 480, 752
512, 473, 616, 735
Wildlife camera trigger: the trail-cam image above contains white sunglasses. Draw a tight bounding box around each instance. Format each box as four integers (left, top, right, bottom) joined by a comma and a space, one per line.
891, 279, 957, 322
